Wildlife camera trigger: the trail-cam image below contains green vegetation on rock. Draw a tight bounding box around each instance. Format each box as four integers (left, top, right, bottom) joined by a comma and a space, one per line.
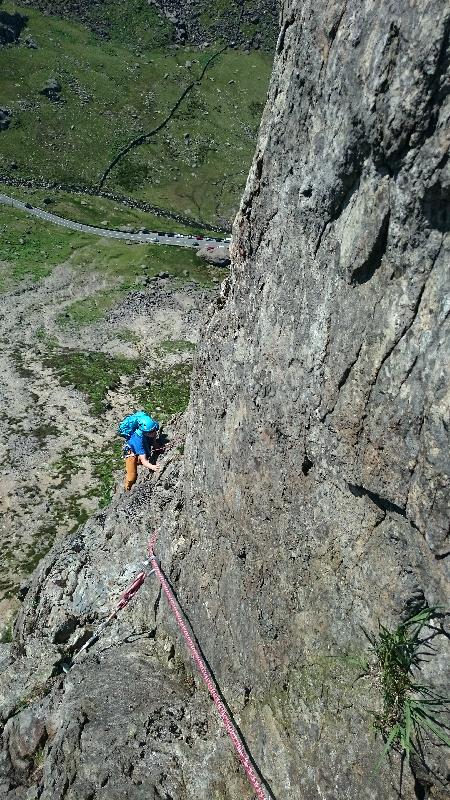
90, 441, 123, 508
136, 363, 192, 422
57, 289, 124, 327
363, 607, 450, 765
0, 622, 13, 643
43, 349, 140, 414
157, 338, 197, 354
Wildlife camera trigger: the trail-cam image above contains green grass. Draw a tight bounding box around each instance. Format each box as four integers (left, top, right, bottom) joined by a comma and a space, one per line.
0, 622, 13, 643
157, 338, 197, 354
0, 184, 223, 236
363, 607, 450, 766
0, 203, 228, 295
0, 3, 272, 225
43, 349, 141, 414
69, 237, 225, 285
0, 204, 90, 289
90, 440, 123, 508
57, 289, 124, 327
88, 0, 174, 50
52, 447, 85, 488
116, 328, 139, 343
136, 363, 192, 423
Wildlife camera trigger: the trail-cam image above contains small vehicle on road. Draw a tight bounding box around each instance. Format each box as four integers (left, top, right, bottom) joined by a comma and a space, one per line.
24, 202, 33, 209
195, 235, 204, 240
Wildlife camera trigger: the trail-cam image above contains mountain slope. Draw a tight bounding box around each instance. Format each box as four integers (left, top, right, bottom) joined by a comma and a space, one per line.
0, 1, 274, 226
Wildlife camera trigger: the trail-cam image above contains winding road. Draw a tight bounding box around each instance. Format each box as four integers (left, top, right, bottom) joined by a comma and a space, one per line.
0, 192, 230, 251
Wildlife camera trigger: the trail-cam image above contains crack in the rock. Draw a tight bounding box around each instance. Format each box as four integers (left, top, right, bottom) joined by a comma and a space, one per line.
374, 235, 443, 387
365, 281, 427, 411
313, 172, 362, 257
320, 343, 363, 422
351, 208, 390, 285
77, 709, 89, 751
154, 584, 162, 622
396, 353, 419, 396
326, 1, 348, 56
276, 14, 295, 55
252, 207, 279, 258
348, 483, 406, 517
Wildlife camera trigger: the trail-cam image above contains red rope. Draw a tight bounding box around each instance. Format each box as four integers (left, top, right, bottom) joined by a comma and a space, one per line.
148, 532, 267, 800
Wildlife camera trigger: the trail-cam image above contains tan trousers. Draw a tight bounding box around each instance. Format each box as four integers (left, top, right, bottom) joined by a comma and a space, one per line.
124, 455, 138, 491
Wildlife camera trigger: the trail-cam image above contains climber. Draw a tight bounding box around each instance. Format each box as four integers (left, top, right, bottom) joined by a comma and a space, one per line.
118, 412, 160, 491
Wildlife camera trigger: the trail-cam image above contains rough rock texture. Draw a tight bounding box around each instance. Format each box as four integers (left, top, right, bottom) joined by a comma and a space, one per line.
39, 78, 63, 102
1, 1, 449, 799
0, 443, 258, 800
179, 0, 450, 794
151, 0, 280, 51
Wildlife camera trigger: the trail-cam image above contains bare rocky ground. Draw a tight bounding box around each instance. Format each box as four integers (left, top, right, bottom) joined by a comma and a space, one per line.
0, 258, 217, 636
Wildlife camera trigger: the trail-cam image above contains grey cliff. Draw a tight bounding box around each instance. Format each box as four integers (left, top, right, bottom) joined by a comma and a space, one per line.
1, 1, 449, 799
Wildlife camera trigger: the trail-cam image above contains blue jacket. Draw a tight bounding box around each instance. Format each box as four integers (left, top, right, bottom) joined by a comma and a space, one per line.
127, 430, 149, 457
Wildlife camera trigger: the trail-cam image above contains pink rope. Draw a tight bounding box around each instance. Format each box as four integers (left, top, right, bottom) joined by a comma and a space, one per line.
148, 533, 267, 800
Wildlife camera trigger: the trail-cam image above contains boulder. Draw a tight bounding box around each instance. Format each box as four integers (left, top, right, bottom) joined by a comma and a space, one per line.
0, 10, 27, 46
0, 107, 12, 131
39, 78, 62, 102
196, 243, 230, 266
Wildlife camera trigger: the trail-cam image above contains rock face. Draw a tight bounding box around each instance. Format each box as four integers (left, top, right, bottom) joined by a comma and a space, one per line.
179, 0, 450, 794
1, 1, 449, 799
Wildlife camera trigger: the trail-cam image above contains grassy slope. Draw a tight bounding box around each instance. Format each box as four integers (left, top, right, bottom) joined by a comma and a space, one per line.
0, 203, 227, 291
0, 2, 272, 225
0, 185, 226, 235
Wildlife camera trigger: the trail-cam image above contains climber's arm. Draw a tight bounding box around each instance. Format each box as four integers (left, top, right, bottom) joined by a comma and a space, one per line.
138, 454, 158, 472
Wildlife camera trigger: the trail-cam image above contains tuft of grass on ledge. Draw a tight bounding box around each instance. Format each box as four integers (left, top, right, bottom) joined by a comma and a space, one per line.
363, 606, 450, 767
156, 338, 197, 355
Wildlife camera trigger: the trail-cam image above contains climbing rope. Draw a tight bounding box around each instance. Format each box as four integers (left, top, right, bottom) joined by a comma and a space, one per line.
62, 569, 155, 671
66, 529, 268, 798
148, 532, 268, 800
